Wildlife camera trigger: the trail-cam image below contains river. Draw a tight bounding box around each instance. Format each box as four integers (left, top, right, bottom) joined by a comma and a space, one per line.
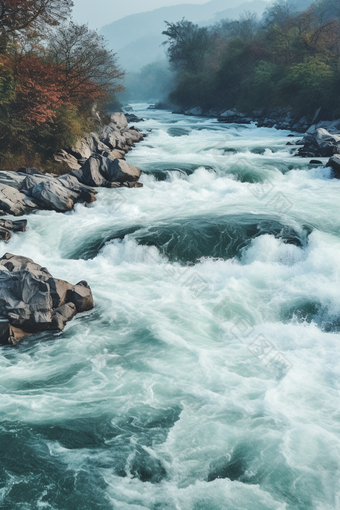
1, 104, 340, 509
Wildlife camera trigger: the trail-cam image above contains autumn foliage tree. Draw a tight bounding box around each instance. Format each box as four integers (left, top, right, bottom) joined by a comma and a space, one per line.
47, 22, 124, 103
0, 0, 73, 51
0, 0, 124, 170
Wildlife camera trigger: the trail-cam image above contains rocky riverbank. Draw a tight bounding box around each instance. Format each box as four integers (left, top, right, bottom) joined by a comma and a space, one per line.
173, 105, 340, 135
0, 112, 145, 223
170, 105, 340, 177
0, 112, 145, 345
0, 253, 94, 345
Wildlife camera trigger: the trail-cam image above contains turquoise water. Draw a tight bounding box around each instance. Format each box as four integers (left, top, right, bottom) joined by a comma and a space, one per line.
1, 105, 340, 509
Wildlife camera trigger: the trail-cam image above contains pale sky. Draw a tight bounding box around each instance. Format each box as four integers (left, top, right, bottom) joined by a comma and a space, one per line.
72, 0, 223, 29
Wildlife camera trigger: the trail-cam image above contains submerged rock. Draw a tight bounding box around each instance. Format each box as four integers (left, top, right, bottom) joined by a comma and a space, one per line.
0, 253, 94, 345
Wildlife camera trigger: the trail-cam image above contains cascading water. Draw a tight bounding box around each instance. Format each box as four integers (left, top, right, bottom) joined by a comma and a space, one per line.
1, 104, 340, 510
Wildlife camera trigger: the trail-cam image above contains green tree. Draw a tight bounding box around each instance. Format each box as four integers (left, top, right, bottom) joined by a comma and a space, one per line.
162, 19, 209, 74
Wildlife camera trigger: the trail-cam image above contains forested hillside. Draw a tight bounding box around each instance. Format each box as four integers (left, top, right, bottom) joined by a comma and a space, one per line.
0, 0, 124, 170
163, 0, 340, 119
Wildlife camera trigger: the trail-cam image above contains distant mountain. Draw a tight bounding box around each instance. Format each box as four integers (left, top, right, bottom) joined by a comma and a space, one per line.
101, 0, 268, 71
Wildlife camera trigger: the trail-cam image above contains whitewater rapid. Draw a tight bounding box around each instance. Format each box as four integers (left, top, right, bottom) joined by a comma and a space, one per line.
1, 104, 340, 510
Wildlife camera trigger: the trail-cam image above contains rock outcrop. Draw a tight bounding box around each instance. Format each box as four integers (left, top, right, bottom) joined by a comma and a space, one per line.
75, 155, 141, 188
0, 220, 27, 241
0, 113, 145, 219
0, 170, 97, 216
326, 154, 340, 178
58, 112, 145, 173
0, 113, 144, 219
297, 128, 340, 158
0, 253, 94, 345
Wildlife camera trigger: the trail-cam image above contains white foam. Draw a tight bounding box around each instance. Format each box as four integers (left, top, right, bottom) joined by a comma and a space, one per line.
1, 103, 339, 509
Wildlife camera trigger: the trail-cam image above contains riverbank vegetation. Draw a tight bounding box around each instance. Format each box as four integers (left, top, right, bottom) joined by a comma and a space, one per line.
0, 0, 124, 170
163, 0, 340, 119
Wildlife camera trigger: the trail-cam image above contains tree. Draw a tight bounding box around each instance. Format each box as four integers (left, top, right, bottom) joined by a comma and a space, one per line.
215, 12, 259, 42
264, 2, 296, 28
47, 22, 124, 103
13, 55, 67, 124
0, 0, 73, 51
162, 19, 209, 74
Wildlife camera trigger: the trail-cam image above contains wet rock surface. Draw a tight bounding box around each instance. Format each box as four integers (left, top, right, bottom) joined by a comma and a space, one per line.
0, 253, 94, 345
326, 154, 340, 178
296, 128, 340, 158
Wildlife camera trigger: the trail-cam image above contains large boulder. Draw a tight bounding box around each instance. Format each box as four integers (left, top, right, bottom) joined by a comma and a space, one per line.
79, 156, 111, 187
0, 253, 94, 345
0, 171, 26, 190
70, 136, 93, 160
21, 173, 52, 192
57, 174, 97, 204
110, 112, 128, 130
0, 184, 37, 216
121, 128, 144, 146
54, 150, 81, 170
30, 179, 76, 212
326, 154, 340, 178
20, 173, 97, 212
101, 124, 134, 151
100, 158, 141, 183
79, 155, 141, 186
297, 128, 340, 157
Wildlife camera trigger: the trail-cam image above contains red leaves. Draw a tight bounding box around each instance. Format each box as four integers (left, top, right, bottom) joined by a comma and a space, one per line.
12, 55, 107, 125
14, 56, 68, 124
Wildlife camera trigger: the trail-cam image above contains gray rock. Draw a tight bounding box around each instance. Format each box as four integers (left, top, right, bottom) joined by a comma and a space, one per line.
0, 253, 94, 345
70, 137, 93, 160
57, 174, 97, 204
0, 184, 37, 216
186, 107, 203, 116
21, 174, 51, 192
122, 128, 144, 145
102, 127, 128, 151
0, 219, 27, 241
80, 156, 111, 187
0, 171, 26, 190
122, 182, 143, 188
17, 167, 43, 176
298, 128, 340, 158
110, 112, 128, 130
326, 154, 340, 178
99, 157, 141, 183
30, 180, 76, 212
54, 150, 81, 170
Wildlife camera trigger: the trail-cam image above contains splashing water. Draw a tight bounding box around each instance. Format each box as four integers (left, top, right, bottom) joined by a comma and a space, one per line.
1, 104, 340, 510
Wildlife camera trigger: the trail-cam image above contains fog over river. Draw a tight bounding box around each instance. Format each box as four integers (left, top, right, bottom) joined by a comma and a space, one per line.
1, 104, 340, 509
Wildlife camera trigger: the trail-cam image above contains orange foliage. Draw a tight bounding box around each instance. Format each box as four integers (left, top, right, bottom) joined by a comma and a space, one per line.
13, 56, 69, 124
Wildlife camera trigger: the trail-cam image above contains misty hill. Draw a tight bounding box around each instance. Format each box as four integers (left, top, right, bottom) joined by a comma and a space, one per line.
101, 0, 268, 71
